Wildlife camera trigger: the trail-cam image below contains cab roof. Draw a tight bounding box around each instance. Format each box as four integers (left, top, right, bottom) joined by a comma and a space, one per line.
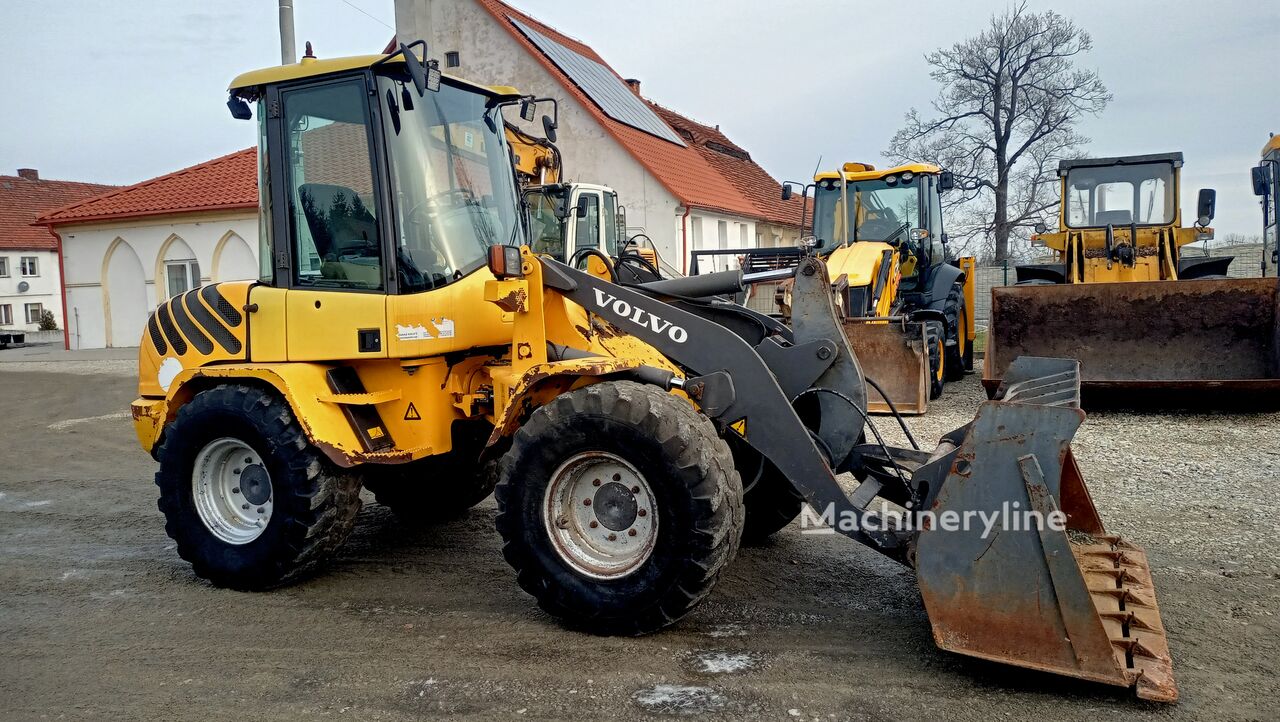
1263, 134, 1280, 158
228, 53, 520, 99
814, 162, 941, 183
1057, 152, 1184, 175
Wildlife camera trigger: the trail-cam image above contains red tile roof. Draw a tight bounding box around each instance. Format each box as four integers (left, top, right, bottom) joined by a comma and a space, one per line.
474, 0, 800, 228
648, 103, 807, 228
0, 174, 117, 250
38, 148, 258, 226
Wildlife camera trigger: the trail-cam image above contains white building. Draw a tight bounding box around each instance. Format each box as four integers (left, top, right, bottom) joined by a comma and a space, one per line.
0, 169, 115, 336
394, 0, 803, 273
39, 150, 259, 349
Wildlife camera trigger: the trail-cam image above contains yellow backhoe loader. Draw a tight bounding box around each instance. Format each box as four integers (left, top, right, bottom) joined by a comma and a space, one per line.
768, 163, 976, 413
985, 152, 1280, 404
130, 43, 1177, 702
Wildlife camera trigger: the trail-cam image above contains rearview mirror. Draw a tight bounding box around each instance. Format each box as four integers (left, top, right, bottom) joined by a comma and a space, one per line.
542, 114, 557, 143
616, 203, 627, 241
1196, 188, 1216, 226
938, 170, 955, 192
781, 183, 793, 201
575, 196, 589, 219
519, 98, 536, 122
401, 43, 428, 96
1252, 166, 1270, 197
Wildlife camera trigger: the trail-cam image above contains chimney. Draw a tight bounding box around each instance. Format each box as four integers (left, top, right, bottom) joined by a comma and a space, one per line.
17, 168, 38, 181
624, 78, 641, 95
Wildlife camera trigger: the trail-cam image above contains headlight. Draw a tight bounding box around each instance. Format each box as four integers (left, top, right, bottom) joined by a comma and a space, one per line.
901, 171, 914, 182
884, 175, 898, 186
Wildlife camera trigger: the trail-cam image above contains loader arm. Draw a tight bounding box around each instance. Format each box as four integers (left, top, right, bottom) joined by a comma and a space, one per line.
540, 254, 913, 559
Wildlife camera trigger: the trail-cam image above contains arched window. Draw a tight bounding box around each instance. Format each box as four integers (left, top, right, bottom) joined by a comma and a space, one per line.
159, 235, 201, 297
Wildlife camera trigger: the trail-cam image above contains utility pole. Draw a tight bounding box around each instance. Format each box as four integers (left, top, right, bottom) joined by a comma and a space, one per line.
278, 0, 296, 65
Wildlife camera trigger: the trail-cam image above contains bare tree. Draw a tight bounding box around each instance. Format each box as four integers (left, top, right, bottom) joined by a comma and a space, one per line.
888, 3, 1110, 261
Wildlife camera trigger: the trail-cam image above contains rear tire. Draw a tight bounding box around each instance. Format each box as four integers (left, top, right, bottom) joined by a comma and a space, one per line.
941, 283, 967, 381
155, 384, 362, 590
495, 381, 743, 635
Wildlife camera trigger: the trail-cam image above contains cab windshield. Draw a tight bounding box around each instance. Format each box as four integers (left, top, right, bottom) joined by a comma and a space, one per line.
377, 72, 522, 293
526, 185, 568, 260
1065, 162, 1175, 228
812, 178, 921, 249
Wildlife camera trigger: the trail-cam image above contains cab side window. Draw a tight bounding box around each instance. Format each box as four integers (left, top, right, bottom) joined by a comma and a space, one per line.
574, 194, 600, 255
281, 79, 383, 290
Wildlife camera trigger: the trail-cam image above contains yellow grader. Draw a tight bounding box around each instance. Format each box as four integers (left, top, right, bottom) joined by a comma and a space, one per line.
985, 152, 1280, 403
131, 43, 1177, 701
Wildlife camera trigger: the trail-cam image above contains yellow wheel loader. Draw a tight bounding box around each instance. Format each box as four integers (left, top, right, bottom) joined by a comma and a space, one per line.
770, 163, 976, 414
131, 43, 1177, 701
985, 152, 1280, 404
1252, 134, 1278, 275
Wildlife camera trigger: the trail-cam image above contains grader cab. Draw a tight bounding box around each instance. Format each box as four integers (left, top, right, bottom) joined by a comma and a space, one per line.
130, 43, 1177, 702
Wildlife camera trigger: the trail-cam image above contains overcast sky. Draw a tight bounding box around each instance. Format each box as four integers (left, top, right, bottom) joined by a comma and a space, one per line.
2, 0, 1275, 237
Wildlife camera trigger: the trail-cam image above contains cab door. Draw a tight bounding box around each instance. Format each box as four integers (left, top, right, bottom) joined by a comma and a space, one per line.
268, 75, 389, 361
566, 188, 602, 265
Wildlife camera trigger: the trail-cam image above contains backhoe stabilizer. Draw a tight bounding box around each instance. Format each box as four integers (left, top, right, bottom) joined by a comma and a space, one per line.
911, 357, 1177, 702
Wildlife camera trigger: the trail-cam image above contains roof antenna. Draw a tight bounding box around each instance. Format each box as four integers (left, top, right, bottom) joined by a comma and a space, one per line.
811, 154, 823, 177
303, 41, 315, 59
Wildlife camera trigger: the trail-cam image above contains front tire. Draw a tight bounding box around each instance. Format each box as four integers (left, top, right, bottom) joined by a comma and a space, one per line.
926, 321, 945, 400
156, 384, 362, 590
495, 381, 743, 635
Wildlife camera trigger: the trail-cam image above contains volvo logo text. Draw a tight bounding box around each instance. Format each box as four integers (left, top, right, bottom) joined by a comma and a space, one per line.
591, 288, 688, 343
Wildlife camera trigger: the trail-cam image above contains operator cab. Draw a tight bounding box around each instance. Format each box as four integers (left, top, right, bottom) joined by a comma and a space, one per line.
228, 42, 533, 298
810, 162, 953, 291
525, 183, 626, 266
1059, 153, 1185, 230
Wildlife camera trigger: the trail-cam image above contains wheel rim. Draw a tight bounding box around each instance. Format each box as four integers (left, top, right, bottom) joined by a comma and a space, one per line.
191, 437, 273, 545
543, 451, 658, 580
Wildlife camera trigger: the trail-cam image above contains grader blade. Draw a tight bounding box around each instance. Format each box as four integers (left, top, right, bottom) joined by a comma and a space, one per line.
984, 277, 1280, 407
842, 318, 929, 414
914, 357, 1177, 702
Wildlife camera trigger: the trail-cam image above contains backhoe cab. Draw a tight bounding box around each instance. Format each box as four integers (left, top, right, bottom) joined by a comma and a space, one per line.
130, 44, 1179, 703
793, 162, 975, 413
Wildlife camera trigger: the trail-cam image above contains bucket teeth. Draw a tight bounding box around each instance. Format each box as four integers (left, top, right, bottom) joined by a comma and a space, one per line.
1072, 539, 1178, 703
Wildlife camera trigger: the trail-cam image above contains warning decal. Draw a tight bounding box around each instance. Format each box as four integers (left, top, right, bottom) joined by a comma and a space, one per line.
404, 402, 421, 421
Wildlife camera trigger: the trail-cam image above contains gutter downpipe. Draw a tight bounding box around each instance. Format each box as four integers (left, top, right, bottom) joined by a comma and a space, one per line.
52, 228, 71, 350
680, 204, 691, 275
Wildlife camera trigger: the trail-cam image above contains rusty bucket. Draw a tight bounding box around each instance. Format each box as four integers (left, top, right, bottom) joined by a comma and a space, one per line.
984, 277, 1280, 407
915, 357, 1177, 702
843, 318, 930, 414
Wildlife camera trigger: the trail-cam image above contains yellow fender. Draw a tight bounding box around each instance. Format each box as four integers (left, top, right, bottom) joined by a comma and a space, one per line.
132, 363, 426, 469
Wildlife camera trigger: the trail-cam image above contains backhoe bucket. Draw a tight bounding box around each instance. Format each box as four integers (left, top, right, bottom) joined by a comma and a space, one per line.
842, 318, 929, 414
984, 277, 1280, 406
914, 357, 1177, 702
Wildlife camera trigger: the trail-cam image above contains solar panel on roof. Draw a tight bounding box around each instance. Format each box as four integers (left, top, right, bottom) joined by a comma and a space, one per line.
509, 17, 686, 147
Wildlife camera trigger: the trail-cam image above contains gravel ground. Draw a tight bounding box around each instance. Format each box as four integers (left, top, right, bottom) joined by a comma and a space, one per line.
1, 362, 1277, 720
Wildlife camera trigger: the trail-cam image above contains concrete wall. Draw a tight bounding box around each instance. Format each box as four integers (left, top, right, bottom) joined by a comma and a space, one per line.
0, 249, 62, 333
395, 0, 760, 271
57, 212, 258, 349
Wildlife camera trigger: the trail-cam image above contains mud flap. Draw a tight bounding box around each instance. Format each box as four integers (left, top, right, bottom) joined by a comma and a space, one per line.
914, 357, 1177, 702
842, 318, 929, 415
